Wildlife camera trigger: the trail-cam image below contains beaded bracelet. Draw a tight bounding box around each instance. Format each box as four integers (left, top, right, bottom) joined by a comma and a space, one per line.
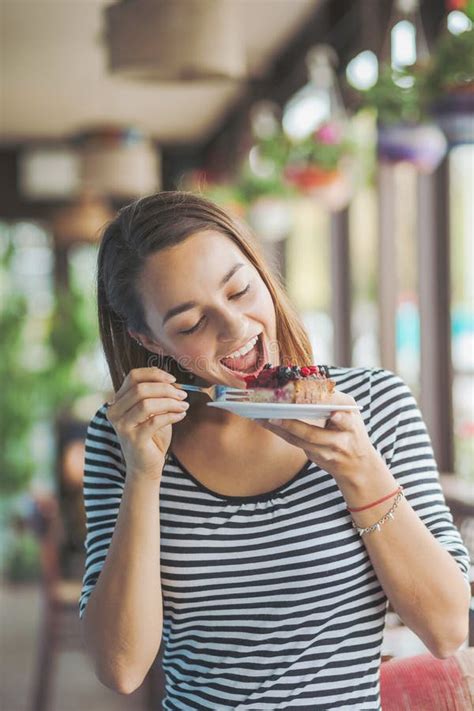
351, 487, 405, 537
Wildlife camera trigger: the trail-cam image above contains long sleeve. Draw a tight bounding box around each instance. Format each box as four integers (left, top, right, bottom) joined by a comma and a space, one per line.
369, 367, 471, 587
79, 403, 126, 619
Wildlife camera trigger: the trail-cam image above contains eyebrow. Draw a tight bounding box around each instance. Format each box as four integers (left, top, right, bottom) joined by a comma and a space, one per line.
162, 262, 246, 326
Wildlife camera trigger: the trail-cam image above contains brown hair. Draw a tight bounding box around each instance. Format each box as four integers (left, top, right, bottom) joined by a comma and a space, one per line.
96, 190, 314, 393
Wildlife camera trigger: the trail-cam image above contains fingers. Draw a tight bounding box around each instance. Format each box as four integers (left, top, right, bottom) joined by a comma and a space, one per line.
106, 368, 187, 428
261, 418, 338, 447
137, 408, 189, 434
261, 420, 335, 454
108, 367, 176, 406
113, 382, 187, 417
116, 397, 190, 432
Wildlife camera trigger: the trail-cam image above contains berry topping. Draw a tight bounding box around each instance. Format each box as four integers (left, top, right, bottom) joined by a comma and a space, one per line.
244, 363, 328, 389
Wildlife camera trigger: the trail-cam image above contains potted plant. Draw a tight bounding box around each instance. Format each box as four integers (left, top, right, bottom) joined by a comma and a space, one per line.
425, 18, 474, 145
181, 165, 295, 242
255, 120, 355, 211
358, 65, 447, 173
237, 163, 296, 242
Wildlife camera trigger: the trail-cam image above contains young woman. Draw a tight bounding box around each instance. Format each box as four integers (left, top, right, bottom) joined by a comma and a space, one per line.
79, 191, 470, 710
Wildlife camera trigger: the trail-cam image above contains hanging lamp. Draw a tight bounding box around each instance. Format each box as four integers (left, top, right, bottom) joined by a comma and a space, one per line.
75, 126, 160, 199
104, 0, 246, 81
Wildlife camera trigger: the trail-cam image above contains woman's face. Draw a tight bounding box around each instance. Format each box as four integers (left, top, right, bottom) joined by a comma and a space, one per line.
131, 230, 279, 387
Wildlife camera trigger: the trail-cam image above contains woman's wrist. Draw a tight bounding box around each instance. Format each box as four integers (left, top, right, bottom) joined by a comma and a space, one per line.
336, 452, 399, 526
125, 465, 165, 491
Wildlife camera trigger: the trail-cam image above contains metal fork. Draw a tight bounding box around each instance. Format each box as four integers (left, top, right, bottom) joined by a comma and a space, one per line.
174, 383, 253, 402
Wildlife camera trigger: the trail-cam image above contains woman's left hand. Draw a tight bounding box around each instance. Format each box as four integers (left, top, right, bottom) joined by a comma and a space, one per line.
260, 390, 385, 484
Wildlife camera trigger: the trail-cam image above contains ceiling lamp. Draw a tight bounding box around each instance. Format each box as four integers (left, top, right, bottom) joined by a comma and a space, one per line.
104, 0, 246, 81
76, 126, 160, 199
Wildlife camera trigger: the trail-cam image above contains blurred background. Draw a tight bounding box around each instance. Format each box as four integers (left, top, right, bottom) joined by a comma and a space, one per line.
0, 1, 473, 709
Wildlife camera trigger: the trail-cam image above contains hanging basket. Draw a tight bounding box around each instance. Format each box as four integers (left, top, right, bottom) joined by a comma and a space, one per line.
431, 84, 474, 146
283, 160, 353, 211
377, 121, 448, 173
246, 196, 293, 242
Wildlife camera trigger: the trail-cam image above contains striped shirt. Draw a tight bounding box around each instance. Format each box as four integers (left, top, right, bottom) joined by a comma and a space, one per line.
79, 366, 471, 710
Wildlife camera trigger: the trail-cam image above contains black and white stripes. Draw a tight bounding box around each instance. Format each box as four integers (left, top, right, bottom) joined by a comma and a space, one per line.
79, 366, 470, 710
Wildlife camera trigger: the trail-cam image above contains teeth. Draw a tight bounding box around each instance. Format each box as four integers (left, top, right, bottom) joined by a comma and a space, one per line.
222, 334, 259, 361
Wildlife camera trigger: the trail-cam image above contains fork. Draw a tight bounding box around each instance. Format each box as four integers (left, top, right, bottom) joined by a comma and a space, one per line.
174, 383, 252, 402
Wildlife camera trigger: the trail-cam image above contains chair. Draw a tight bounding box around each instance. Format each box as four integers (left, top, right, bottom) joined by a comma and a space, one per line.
25, 491, 160, 711
25, 493, 84, 711
380, 648, 474, 710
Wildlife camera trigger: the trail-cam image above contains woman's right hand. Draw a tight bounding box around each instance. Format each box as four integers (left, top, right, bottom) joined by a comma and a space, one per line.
104, 367, 189, 481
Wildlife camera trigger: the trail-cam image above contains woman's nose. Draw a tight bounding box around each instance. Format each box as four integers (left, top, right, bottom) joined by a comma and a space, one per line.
216, 310, 248, 344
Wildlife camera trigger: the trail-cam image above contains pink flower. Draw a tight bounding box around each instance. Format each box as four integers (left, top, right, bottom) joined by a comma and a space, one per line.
315, 122, 342, 145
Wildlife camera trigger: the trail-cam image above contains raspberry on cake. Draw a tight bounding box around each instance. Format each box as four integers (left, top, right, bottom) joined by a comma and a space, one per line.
243, 364, 336, 403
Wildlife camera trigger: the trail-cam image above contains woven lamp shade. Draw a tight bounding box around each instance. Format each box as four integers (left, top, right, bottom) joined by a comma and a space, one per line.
77, 127, 160, 199
104, 0, 246, 80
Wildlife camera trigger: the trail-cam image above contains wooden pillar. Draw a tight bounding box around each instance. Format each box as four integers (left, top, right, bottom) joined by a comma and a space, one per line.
417, 158, 454, 472
377, 164, 397, 372
53, 243, 70, 290
330, 207, 352, 367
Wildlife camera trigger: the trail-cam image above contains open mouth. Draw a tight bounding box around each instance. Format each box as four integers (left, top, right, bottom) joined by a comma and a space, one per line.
219, 332, 266, 379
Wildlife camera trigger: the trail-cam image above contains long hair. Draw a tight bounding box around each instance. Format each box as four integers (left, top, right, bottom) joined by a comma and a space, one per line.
96, 191, 314, 393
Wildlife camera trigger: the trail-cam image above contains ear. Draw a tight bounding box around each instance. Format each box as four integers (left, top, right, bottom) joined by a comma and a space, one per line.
128, 330, 167, 357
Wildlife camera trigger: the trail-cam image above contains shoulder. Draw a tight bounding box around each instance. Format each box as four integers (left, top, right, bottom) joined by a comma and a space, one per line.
324, 364, 374, 404
87, 402, 118, 435
85, 403, 123, 458
324, 364, 373, 386
326, 364, 410, 401
368, 368, 416, 417
325, 365, 416, 436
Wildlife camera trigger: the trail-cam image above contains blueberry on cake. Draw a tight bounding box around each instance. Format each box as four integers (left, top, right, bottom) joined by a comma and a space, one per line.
243, 364, 336, 403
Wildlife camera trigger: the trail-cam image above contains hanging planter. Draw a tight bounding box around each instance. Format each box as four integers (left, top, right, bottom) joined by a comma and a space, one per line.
284, 46, 355, 210
358, 66, 447, 173
279, 120, 355, 210
251, 120, 355, 212
377, 120, 448, 173
425, 23, 474, 145
251, 116, 355, 212
283, 162, 354, 211
431, 87, 474, 145
246, 196, 293, 243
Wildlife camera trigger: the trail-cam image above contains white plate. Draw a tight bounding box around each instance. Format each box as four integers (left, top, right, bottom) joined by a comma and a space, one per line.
207, 401, 362, 422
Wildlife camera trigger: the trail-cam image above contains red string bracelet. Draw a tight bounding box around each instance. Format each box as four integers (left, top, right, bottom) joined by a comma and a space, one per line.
347, 486, 402, 513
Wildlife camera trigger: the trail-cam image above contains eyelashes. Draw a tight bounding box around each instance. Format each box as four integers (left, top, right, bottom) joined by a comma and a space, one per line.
232, 284, 251, 300
179, 284, 251, 335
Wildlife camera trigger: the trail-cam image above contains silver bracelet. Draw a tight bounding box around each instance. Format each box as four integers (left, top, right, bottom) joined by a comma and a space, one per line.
351, 487, 405, 537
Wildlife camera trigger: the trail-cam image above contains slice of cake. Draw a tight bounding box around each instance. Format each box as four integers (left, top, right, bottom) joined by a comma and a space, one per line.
243, 363, 336, 403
